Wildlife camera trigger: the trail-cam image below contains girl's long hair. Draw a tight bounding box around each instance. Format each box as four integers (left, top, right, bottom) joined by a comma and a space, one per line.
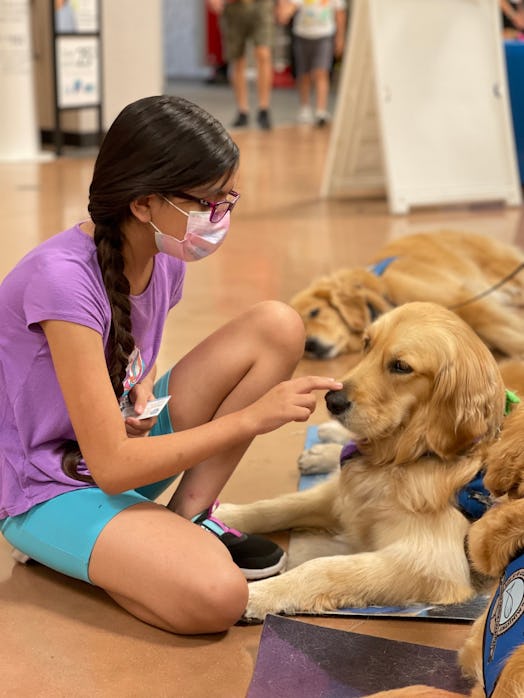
62, 95, 240, 482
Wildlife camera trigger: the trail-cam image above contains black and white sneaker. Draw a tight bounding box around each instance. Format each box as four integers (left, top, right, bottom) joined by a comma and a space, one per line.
192, 500, 286, 580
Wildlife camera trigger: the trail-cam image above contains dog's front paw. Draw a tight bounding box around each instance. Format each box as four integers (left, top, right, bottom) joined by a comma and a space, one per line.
214, 502, 250, 531
317, 420, 351, 444
243, 576, 298, 622
298, 442, 342, 474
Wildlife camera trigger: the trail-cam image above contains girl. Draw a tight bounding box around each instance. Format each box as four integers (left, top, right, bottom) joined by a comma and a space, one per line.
0, 95, 340, 635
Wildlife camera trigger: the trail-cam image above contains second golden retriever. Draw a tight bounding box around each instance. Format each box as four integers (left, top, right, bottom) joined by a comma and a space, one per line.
290, 230, 524, 360
217, 302, 508, 621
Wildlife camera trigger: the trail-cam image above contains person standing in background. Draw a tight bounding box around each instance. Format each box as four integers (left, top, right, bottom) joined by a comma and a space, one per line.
207, 0, 275, 130
277, 0, 346, 127
500, 0, 524, 34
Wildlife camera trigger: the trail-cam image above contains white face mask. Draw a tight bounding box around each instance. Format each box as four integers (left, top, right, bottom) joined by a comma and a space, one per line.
149, 198, 230, 262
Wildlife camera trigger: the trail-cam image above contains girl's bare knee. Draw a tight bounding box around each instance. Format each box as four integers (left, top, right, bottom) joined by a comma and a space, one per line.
165, 565, 249, 635
201, 567, 249, 632
251, 300, 305, 356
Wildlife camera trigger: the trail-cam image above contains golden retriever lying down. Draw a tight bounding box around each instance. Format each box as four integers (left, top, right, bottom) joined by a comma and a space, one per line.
364, 399, 524, 698
290, 230, 524, 360
217, 302, 508, 621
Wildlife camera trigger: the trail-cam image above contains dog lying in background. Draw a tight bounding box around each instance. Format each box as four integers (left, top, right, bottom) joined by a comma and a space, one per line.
364, 399, 524, 698
217, 302, 509, 621
290, 230, 524, 360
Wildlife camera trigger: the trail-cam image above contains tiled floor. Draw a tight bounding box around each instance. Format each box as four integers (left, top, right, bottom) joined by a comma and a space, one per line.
1, 79, 523, 697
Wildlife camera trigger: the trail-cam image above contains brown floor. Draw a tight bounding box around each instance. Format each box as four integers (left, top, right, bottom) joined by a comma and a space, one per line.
1, 125, 523, 697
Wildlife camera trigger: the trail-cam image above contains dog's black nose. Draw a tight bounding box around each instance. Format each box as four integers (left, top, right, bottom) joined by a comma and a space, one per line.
305, 337, 329, 358
325, 389, 351, 416
305, 337, 321, 355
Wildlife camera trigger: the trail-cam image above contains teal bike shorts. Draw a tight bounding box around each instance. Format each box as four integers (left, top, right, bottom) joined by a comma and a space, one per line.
0, 370, 176, 584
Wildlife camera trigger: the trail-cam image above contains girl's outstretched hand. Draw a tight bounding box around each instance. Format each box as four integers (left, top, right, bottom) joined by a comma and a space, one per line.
244, 376, 344, 435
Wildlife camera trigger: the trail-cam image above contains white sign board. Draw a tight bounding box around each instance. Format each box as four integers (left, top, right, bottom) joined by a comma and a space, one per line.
56, 35, 99, 108
322, 0, 522, 214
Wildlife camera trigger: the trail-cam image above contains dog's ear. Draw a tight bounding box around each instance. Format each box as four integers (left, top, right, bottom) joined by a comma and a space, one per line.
425, 350, 505, 459
292, 276, 334, 303
289, 277, 336, 316
330, 269, 391, 331
310, 277, 338, 301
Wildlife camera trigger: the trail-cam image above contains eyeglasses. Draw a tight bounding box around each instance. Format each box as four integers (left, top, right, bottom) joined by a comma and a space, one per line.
170, 190, 240, 223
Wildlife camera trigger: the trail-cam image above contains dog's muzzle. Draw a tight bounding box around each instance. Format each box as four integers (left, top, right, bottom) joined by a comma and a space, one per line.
304, 337, 332, 359
325, 389, 351, 416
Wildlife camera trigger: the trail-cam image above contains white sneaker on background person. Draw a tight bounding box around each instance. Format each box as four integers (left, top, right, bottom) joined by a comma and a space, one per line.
297, 105, 314, 124
315, 110, 331, 127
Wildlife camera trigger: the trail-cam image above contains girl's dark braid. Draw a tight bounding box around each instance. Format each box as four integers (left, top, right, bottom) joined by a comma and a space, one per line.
62, 221, 135, 482
94, 221, 135, 396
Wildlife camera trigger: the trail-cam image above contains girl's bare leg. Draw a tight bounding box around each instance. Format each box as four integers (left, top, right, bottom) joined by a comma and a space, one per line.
166, 301, 305, 518
89, 502, 248, 635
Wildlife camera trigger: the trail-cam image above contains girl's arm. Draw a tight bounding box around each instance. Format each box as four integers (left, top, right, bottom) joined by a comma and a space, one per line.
42, 319, 339, 494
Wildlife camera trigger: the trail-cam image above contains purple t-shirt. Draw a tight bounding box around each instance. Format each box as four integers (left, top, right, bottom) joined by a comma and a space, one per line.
0, 224, 185, 518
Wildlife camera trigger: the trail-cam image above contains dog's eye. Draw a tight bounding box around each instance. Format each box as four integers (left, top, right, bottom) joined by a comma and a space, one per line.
389, 359, 413, 374
309, 308, 320, 319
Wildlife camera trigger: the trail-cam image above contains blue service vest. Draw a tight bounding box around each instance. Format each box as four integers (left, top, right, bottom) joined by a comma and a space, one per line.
483, 549, 524, 697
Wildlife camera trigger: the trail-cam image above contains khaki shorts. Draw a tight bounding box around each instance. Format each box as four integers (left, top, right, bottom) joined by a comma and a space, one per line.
220, 0, 274, 62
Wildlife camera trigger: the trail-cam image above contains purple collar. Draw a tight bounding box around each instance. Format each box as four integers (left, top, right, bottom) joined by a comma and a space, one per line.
340, 440, 360, 466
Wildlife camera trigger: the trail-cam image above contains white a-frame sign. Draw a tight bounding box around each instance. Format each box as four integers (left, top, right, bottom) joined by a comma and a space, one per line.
321, 0, 522, 214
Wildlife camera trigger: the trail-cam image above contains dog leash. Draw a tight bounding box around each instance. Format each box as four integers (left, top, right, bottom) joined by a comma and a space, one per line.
448, 262, 524, 311
370, 256, 524, 313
